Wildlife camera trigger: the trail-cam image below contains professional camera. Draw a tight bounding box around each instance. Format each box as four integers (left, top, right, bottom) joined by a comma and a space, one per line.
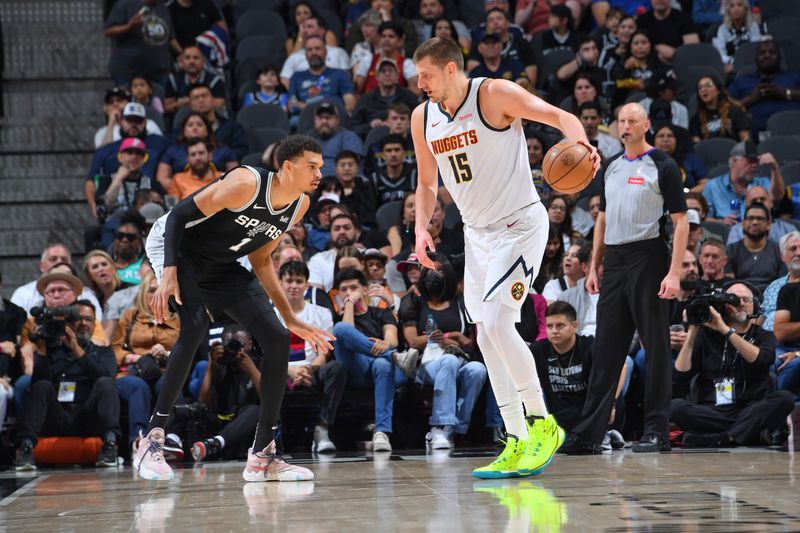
30, 306, 80, 343
218, 338, 244, 366
685, 289, 740, 325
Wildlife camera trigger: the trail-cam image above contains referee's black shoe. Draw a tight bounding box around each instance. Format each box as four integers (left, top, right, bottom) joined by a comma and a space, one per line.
559, 433, 602, 455
632, 432, 671, 453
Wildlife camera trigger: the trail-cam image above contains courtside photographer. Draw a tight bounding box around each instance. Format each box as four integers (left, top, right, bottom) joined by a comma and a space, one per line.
670, 281, 794, 448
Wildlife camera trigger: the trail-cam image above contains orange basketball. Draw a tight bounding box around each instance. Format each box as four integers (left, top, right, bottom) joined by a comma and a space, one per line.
542, 141, 596, 194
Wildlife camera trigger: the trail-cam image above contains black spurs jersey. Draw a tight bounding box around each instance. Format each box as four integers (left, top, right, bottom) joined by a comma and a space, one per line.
170, 166, 304, 264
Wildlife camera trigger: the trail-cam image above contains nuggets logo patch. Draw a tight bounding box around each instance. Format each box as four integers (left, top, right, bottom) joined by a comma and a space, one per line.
511, 282, 525, 301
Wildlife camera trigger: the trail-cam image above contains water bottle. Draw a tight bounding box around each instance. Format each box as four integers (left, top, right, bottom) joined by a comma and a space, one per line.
425, 312, 437, 347
730, 199, 741, 221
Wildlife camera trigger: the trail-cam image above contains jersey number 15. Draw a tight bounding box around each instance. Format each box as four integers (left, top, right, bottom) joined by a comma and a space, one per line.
447, 152, 473, 184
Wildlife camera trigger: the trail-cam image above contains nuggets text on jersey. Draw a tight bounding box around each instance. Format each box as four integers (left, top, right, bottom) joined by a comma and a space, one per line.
429, 130, 479, 155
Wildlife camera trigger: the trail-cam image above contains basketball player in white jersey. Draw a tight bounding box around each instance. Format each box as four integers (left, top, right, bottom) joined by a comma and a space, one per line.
410, 38, 599, 478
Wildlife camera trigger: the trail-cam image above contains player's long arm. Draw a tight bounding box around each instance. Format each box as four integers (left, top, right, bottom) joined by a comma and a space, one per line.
162, 167, 256, 267
487, 79, 590, 144
411, 103, 438, 232
249, 196, 311, 322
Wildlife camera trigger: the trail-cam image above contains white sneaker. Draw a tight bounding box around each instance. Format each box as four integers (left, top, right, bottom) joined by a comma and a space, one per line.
372, 431, 392, 452
311, 425, 336, 453
429, 427, 453, 450
393, 348, 420, 378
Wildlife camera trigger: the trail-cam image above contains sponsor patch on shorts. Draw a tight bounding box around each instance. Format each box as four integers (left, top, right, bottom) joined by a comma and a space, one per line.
511, 282, 525, 301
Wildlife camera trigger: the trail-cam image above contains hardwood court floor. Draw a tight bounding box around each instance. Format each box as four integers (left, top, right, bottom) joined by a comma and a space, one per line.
0, 447, 798, 532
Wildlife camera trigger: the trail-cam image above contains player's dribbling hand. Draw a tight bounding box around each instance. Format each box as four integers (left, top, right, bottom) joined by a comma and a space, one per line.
150, 266, 181, 324
575, 139, 601, 174
414, 230, 436, 269
287, 318, 335, 353
658, 272, 680, 300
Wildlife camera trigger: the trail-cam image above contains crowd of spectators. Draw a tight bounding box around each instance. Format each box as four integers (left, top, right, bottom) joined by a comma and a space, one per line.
1, 0, 799, 469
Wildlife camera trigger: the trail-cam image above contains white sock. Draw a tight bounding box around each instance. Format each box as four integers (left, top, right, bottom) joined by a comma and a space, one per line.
214, 435, 225, 449
477, 323, 528, 440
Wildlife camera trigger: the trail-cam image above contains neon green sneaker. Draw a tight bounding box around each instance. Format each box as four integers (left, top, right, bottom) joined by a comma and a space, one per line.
516, 414, 565, 476
472, 434, 525, 479
474, 479, 568, 530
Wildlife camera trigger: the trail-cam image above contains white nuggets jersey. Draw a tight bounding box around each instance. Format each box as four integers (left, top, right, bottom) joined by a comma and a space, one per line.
424, 77, 539, 228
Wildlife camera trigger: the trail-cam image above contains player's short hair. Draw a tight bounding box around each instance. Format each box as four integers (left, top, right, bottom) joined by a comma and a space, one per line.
745, 201, 771, 221
413, 37, 464, 71
546, 301, 577, 322
578, 101, 603, 116
335, 267, 367, 288
279, 260, 310, 280
187, 82, 211, 96
335, 150, 360, 164
276, 135, 323, 166
186, 137, 212, 152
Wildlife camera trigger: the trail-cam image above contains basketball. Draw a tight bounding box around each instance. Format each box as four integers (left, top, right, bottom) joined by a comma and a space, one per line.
542, 141, 596, 194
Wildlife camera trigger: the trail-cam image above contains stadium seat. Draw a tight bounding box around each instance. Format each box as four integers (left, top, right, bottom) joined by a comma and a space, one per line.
237, 79, 259, 107
235, 10, 288, 41
237, 103, 290, 133
236, 35, 286, 65
235, 58, 267, 89
757, 135, 800, 164
376, 200, 402, 231
297, 100, 349, 134
701, 220, 730, 243
247, 126, 288, 152
673, 44, 725, 84
318, 9, 344, 42
765, 18, 800, 44
364, 125, 390, 150
781, 161, 800, 186
538, 49, 575, 91
693, 138, 736, 170
34, 437, 103, 466
241, 151, 264, 167
732, 41, 759, 77
707, 163, 729, 179
766, 110, 800, 137
234, 0, 283, 21
759, 0, 800, 22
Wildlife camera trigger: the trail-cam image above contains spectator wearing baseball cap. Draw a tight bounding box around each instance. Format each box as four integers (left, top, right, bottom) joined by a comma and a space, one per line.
639, 69, 689, 129
95, 98, 163, 149
308, 101, 365, 176
469, 33, 526, 82
349, 57, 420, 138
96, 137, 164, 222
702, 140, 785, 223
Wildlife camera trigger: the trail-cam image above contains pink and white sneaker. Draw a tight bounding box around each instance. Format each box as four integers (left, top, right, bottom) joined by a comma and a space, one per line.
133, 428, 175, 481
242, 440, 315, 482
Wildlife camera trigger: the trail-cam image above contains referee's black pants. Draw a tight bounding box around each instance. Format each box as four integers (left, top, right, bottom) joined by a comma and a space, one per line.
572, 238, 672, 445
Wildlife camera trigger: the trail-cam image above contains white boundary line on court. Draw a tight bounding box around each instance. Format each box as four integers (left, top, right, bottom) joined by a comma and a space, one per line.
0, 475, 47, 507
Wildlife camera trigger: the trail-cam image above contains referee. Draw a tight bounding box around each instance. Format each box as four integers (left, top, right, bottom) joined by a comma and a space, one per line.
565, 103, 689, 453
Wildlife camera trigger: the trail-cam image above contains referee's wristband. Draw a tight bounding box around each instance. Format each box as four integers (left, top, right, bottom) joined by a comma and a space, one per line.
724, 328, 736, 340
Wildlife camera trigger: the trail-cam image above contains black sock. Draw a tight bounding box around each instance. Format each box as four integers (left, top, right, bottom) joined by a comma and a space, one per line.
104, 431, 117, 445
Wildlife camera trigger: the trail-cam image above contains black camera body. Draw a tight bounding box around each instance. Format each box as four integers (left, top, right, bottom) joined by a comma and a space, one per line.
218, 338, 243, 366
685, 290, 740, 325
30, 306, 80, 344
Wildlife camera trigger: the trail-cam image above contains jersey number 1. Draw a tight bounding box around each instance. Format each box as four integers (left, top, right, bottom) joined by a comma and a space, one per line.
448, 152, 473, 184
229, 237, 252, 252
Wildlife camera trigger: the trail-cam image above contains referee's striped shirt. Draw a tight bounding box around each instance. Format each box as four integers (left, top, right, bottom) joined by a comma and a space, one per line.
599, 148, 687, 246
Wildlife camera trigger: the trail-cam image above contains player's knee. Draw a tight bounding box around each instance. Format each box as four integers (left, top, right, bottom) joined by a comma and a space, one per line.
181, 305, 210, 332
371, 357, 392, 377
462, 361, 488, 383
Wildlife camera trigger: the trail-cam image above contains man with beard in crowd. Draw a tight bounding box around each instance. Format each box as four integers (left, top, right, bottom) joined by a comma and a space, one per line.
307, 213, 361, 292
168, 139, 222, 200
86, 102, 169, 220
288, 37, 356, 119
308, 103, 364, 176
185, 83, 249, 159
725, 203, 786, 292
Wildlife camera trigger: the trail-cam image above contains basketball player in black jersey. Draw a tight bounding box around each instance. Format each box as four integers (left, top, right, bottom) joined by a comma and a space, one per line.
135, 135, 334, 482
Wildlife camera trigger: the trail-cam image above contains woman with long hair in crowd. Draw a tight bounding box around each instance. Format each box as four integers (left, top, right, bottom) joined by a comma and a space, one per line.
690, 74, 750, 142
598, 14, 637, 72
545, 194, 580, 249
387, 191, 416, 257
398, 252, 487, 448
156, 112, 238, 191
611, 30, 663, 107
532, 224, 566, 294
652, 122, 709, 192
285, 0, 338, 56
83, 250, 130, 336
712, 0, 761, 72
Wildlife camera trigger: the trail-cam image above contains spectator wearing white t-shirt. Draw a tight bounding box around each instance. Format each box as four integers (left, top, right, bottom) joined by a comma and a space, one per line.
542, 241, 589, 304
280, 15, 352, 88
277, 261, 345, 453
